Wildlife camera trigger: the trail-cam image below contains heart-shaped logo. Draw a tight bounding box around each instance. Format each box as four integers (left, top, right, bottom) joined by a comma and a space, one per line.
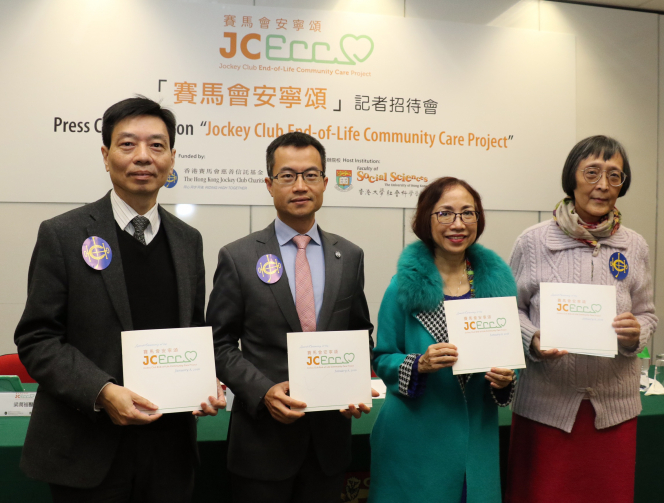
184, 351, 197, 362
591, 304, 602, 313
496, 318, 507, 328
344, 352, 355, 363
340, 34, 374, 64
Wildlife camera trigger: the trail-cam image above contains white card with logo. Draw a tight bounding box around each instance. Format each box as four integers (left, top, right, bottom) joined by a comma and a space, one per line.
539, 282, 617, 357
445, 296, 527, 375
121, 327, 217, 414
287, 330, 372, 412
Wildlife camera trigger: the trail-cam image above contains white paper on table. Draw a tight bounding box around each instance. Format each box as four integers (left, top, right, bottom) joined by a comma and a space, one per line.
287, 330, 372, 412
645, 379, 664, 395
121, 327, 217, 414
539, 283, 617, 357
445, 296, 526, 375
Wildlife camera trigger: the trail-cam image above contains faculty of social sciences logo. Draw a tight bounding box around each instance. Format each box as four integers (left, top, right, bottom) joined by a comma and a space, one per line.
164, 170, 178, 188
219, 32, 374, 66
335, 169, 353, 192
556, 299, 602, 314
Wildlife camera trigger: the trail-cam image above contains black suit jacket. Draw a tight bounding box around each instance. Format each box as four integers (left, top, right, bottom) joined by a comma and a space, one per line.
207, 221, 373, 481
14, 192, 205, 488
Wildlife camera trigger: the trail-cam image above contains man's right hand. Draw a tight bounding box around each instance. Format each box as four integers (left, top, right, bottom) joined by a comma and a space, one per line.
96, 383, 162, 426
530, 331, 568, 360
264, 381, 306, 424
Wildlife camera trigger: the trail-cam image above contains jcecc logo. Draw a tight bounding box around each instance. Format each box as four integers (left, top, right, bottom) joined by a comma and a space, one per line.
463, 318, 506, 331
307, 353, 355, 365
220, 32, 374, 65
143, 351, 198, 366
556, 300, 602, 314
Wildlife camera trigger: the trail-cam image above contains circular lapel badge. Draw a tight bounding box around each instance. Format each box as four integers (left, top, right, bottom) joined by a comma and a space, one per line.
164, 170, 178, 188
82, 236, 112, 270
609, 252, 629, 280
256, 254, 283, 284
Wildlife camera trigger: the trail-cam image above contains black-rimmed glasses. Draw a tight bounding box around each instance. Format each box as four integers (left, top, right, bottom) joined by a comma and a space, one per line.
270, 169, 325, 185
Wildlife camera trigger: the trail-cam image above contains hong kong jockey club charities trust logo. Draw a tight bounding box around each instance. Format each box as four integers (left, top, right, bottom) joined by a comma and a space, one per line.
335, 170, 353, 192
164, 170, 178, 188
256, 254, 283, 284
82, 236, 112, 270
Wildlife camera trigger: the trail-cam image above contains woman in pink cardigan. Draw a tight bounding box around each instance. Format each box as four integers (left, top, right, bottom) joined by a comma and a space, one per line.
505, 136, 657, 503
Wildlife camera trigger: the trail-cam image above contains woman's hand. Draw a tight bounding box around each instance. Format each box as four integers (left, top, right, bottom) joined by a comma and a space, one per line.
485, 368, 515, 389
614, 312, 641, 350
418, 343, 458, 373
530, 331, 568, 360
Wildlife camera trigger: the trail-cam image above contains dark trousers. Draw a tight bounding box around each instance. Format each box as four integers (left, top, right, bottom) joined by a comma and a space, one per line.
231, 440, 345, 503
50, 424, 194, 503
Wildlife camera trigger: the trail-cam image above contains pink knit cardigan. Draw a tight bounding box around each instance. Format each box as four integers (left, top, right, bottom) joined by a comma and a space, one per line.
509, 220, 657, 432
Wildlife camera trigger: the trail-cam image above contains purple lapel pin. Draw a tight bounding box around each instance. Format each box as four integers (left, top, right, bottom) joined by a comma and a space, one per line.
256, 254, 283, 284
82, 236, 112, 270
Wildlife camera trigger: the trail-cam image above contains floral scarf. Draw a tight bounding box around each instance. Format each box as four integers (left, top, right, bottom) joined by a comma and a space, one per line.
552, 197, 621, 257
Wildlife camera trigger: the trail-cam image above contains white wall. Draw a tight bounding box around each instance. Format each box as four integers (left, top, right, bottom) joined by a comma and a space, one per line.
1, 0, 663, 360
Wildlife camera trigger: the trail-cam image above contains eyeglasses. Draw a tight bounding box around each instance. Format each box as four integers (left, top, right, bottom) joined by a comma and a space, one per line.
431, 210, 480, 225
270, 169, 325, 186
580, 167, 627, 187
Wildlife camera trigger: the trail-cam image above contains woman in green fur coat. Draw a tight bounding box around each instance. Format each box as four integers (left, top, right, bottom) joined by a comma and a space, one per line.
368, 178, 517, 503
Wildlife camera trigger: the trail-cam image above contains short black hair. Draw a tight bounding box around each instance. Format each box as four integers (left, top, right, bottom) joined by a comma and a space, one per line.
265, 132, 326, 177
561, 135, 631, 198
102, 96, 176, 149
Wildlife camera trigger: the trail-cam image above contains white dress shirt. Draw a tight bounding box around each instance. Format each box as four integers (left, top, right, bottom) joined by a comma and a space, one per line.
110, 189, 161, 244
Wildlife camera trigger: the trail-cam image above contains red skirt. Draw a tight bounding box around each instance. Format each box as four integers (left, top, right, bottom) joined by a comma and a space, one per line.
505, 400, 637, 503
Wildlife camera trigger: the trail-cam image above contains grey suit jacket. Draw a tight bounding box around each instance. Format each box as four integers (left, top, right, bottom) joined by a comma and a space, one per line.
207, 221, 373, 481
14, 192, 205, 488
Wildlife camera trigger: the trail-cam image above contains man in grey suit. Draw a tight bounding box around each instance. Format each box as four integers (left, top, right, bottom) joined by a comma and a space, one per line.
207, 132, 375, 503
15, 96, 224, 502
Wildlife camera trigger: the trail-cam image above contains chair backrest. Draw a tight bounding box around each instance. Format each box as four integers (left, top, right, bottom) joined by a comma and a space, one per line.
0, 354, 36, 383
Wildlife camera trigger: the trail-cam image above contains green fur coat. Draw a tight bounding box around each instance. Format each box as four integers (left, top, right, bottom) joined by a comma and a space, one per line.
368, 241, 517, 503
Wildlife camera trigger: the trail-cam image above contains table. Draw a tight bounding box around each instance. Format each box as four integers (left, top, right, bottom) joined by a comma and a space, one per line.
1, 383, 663, 502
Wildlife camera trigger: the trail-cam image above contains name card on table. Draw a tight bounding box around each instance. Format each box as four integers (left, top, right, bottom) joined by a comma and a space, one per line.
0, 392, 36, 416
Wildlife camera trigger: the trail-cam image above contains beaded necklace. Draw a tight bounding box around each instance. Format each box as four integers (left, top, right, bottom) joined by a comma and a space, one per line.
466, 258, 475, 298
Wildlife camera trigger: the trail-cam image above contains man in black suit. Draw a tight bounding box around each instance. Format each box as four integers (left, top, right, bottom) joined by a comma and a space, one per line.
207, 132, 375, 503
15, 96, 224, 502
